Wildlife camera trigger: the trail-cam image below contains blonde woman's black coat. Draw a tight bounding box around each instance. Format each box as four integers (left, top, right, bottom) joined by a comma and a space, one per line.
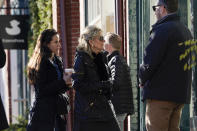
72, 50, 120, 131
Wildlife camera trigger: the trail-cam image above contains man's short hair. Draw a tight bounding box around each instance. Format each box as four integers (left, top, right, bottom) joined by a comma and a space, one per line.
105, 32, 122, 50
163, 0, 178, 13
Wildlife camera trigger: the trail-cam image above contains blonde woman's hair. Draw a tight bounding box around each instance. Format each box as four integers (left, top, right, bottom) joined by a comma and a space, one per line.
77, 25, 102, 57
105, 32, 122, 50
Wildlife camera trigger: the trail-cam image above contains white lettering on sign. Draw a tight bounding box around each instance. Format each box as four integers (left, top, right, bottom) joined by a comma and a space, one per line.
2, 39, 25, 43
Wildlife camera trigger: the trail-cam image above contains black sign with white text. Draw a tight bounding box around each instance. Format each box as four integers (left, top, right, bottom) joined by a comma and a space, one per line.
0, 15, 29, 49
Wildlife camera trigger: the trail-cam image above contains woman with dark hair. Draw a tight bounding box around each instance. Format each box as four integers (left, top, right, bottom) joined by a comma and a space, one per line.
72, 25, 120, 131
26, 29, 71, 131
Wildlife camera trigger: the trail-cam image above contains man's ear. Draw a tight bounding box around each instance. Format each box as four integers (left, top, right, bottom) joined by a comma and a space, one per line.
161, 6, 167, 14
106, 44, 112, 52
109, 44, 113, 50
104, 43, 108, 50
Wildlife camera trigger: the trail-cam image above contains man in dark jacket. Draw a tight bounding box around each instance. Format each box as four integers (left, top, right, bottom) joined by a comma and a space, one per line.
0, 39, 9, 130
139, 0, 193, 130
104, 33, 134, 131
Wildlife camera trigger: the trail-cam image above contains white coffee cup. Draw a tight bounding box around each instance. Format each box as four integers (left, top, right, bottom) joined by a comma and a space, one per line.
64, 68, 74, 74
64, 68, 74, 85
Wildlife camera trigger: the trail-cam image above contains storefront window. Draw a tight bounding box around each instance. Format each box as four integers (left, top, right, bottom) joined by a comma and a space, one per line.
85, 0, 115, 34
86, 0, 101, 25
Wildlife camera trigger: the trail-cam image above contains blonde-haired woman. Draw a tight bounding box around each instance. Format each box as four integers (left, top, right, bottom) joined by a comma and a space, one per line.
27, 29, 71, 131
72, 25, 120, 131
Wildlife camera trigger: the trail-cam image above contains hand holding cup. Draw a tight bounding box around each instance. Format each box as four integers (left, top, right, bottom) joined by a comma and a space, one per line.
63, 68, 74, 85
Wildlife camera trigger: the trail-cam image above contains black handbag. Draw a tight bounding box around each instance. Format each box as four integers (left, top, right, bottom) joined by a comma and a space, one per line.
56, 93, 70, 115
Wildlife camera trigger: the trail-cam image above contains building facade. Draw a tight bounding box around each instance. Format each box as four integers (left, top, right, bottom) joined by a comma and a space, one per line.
0, 0, 196, 131
53, 0, 197, 130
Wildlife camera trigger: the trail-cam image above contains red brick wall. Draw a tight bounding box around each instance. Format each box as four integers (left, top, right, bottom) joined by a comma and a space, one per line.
56, 0, 61, 34
55, 1, 80, 130
65, 0, 80, 67
55, 0, 80, 67
54, 0, 64, 58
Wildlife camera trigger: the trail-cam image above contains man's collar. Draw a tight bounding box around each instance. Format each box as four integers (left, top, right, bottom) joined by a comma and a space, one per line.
107, 50, 119, 61
152, 12, 179, 27
161, 12, 177, 21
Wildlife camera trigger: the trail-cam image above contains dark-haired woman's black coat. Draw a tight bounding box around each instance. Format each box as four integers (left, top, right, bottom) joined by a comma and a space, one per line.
27, 56, 69, 131
0, 39, 9, 130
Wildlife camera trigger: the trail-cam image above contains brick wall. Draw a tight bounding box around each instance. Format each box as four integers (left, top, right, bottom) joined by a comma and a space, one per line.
65, 0, 80, 67
54, 0, 80, 67
53, 1, 80, 131
56, 0, 61, 34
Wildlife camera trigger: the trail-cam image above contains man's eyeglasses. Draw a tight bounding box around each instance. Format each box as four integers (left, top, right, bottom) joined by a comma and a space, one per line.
152, 5, 162, 12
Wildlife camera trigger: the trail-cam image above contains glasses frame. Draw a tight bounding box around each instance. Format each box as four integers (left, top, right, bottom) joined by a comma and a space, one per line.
98, 36, 104, 42
152, 5, 162, 12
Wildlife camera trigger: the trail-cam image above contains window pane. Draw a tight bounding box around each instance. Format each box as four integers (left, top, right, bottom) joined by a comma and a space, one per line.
85, 0, 115, 33
101, 0, 115, 33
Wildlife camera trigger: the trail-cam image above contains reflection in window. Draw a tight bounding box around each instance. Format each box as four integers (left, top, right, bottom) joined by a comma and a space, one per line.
85, 0, 115, 34
86, 0, 101, 25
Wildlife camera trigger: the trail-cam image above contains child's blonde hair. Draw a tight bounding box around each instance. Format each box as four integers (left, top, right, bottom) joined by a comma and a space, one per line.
105, 32, 122, 50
